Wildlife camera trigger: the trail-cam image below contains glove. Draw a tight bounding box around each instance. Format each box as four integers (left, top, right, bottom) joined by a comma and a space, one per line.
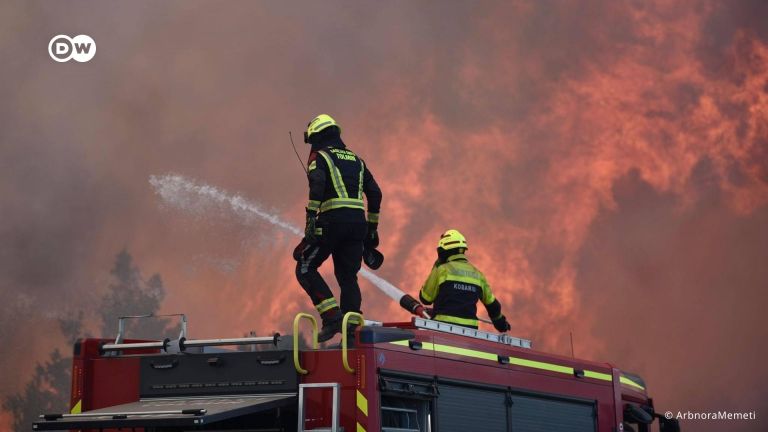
293, 239, 308, 261
492, 315, 511, 333
364, 222, 379, 249
413, 305, 426, 318
362, 247, 384, 269
304, 213, 318, 244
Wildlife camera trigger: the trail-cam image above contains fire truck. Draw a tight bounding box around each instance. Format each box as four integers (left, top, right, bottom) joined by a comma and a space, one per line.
33, 312, 680, 432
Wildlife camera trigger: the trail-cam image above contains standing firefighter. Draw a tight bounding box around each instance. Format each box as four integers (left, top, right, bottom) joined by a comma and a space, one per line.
294, 114, 382, 342
420, 229, 511, 332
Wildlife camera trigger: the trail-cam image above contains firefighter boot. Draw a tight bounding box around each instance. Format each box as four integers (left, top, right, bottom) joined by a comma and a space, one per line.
344, 323, 359, 347
343, 315, 363, 347
318, 313, 343, 343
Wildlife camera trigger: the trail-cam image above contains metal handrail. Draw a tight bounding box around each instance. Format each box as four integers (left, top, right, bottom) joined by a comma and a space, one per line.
114, 313, 187, 344
342, 312, 364, 373
293, 313, 318, 375
41, 408, 206, 420
101, 335, 279, 353
101, 340, 169, 352
181, 336, 279, 349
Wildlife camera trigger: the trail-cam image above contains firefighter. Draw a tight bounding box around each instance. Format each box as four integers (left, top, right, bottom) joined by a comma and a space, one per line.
419, 229, 511, 332
294, 114, 382, 342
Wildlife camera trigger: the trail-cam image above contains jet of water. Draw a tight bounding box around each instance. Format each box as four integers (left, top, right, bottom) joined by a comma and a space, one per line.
150, 174, 303, 236
148, 174, 408, 304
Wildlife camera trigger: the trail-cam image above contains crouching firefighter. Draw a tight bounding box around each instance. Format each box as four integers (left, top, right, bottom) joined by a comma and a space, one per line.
294, 114, 383, 342
419, 229, 511, 332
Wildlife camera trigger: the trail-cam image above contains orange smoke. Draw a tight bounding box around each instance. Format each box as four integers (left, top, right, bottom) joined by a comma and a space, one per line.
1, 1, 766, 431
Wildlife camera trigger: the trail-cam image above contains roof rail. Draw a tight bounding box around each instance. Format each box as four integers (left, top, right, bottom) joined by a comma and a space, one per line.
113, 313, 188, 344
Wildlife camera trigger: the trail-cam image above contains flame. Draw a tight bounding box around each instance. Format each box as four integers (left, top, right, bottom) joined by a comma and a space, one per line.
0, 411, 12, 431
1, 2, 767, 430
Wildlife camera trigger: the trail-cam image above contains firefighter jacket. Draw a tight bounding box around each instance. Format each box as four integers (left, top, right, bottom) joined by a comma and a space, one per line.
419, 254, 503, 328
306, 145, 382, 224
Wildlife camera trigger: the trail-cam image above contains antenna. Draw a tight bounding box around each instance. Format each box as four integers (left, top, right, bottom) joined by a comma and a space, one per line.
289, 131, 308, 175
570, 331, 575, 358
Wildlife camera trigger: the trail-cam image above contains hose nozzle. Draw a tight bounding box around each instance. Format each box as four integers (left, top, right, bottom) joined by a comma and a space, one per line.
399, 294, 430, 319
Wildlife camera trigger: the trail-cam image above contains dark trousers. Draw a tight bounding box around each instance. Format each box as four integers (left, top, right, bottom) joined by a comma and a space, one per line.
295, 221, 367, 319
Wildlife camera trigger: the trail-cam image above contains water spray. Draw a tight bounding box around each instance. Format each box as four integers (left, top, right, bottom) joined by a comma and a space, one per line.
149, 174, 429, 319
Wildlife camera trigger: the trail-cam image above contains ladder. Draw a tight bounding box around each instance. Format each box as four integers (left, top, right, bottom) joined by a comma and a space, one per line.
298, 382, 343, 432
412, 317, 532, 349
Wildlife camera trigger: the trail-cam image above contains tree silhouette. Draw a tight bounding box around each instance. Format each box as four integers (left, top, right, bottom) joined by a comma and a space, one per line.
2, 314, 82, 432
99, 249, 181, 340
3, 250, 178, 431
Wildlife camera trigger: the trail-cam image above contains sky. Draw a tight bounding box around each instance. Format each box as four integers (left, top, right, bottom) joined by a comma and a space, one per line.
1, 1, 767, 430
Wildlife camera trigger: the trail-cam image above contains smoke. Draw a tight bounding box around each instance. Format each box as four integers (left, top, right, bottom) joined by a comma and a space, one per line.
1, 1, 767, 430
149, 173, 409, 303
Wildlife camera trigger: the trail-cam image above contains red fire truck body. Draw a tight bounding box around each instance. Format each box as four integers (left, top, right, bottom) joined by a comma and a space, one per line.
34, 316, 677, 432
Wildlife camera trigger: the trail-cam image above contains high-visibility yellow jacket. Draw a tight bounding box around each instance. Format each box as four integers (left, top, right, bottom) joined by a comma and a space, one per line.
419, 254, 502, 328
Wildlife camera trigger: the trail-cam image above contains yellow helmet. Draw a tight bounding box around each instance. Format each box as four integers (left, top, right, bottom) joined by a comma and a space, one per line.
438, 229, 468, 250
304, 114, 341, 143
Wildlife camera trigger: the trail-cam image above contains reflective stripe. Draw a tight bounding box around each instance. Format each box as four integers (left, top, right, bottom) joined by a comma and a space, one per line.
318, 151, 348, 199
315, 298, 338, 314
434, 314, 479, 327
310, 120, 332, 132
483, 292, 497, 306
333, 164, 348, 198
299, 244, 319, 274
308, 160, 317, 171
620, 375, 646, 391
443, 274, 485, 287
356, 423, 366, 432
356, 390, 368, 416
357, 160, 365, 200
70, 399, 82, 414
585, 370, 613, 381
507, 355, 572, 374
387, 340, 614, 384
307, 200, 321, 212
432, 342, 496, 362
367, 212, 379, 223
320, 198, 365, 212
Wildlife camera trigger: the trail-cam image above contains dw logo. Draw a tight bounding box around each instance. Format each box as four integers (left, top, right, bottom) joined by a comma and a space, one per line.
48, 35, 96, 62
